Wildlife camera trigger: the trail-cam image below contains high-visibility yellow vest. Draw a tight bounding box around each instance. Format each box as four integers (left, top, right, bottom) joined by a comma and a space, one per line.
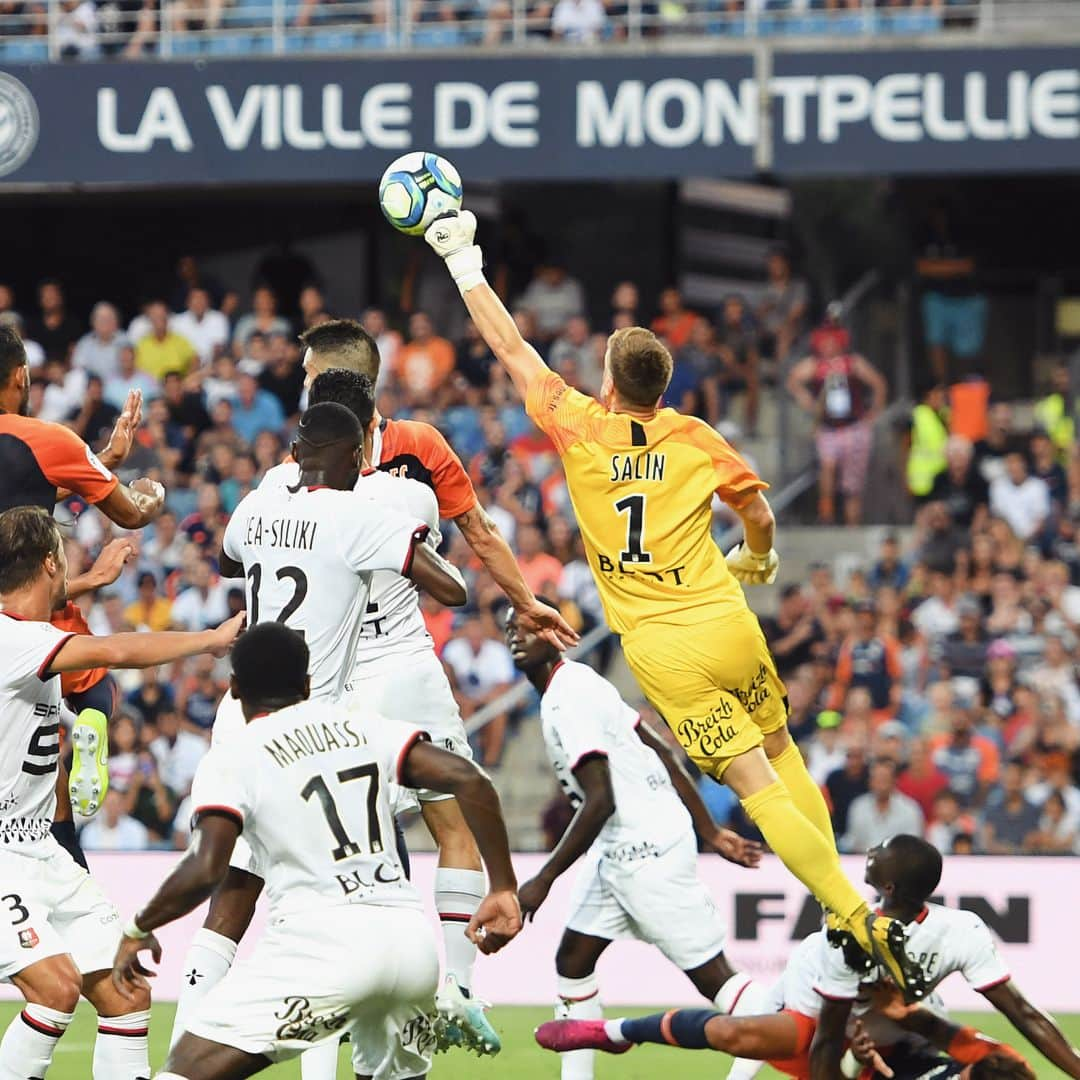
1033, 393, 1075, 454
907, 403, 949, 496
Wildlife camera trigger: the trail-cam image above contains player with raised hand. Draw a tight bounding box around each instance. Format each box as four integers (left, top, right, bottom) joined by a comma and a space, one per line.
0, 505, 242, 1080
112, 622, 521, 1080
506, 604, 768, 1080
424, 207, 925, 1000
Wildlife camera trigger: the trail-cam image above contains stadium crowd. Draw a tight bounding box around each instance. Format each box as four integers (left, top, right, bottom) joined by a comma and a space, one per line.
0, 0, 980, 62
1, 251, 1077, 863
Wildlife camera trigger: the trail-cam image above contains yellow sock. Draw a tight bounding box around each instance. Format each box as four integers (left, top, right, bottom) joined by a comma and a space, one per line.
741, 781, 868, 933
769, 742, 837, 850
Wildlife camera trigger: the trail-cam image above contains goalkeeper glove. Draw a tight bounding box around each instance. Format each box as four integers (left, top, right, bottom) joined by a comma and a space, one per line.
725, 542, 780, 585
425, 210, 485, 295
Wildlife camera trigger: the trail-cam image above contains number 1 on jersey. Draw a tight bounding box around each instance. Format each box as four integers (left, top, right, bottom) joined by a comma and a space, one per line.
615, 493, 652, 564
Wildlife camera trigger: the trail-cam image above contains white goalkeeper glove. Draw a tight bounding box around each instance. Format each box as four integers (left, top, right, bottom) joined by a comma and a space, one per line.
424, 210, 485, 295
725, 542, 780, 586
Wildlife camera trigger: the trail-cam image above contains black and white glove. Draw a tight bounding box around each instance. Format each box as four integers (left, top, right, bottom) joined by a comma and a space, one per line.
424, 210, 485, 295
725, 542, 780, 585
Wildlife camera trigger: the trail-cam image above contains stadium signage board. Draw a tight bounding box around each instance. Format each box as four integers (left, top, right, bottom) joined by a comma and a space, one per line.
0, 46, 1077, 185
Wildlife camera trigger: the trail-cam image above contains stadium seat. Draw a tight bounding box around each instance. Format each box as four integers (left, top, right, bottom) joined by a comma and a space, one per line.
205, 32, 259, 52
310, 28, 363, 49
881, 10, 941, 34
170, 34, 206, 54
0, 38, 49, 62
410, 23, 465, 46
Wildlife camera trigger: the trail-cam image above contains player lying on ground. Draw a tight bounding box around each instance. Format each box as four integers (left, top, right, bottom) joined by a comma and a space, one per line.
424, 208, 925, 999
0, 505, 243, 1080
1, 326, 166, 817
169, 399, 468, 1076
113, 622, 523, 1080
506, 604, 769, 1080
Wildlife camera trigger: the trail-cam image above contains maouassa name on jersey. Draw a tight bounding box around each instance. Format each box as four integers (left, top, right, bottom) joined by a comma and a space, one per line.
0, 614, 73, 851
191, 699, 428, 916
222, 481, 425, 700
540, 659, 689, 859
260, 463, 441, 670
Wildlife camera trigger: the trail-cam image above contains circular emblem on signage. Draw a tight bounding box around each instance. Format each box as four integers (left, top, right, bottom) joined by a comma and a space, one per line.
0, 73, 39, 179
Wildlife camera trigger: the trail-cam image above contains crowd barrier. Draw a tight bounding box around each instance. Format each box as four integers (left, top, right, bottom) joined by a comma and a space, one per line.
4, 853, 1075, 1012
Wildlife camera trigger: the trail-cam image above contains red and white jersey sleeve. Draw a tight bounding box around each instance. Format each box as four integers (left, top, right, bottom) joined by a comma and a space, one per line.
540, 660, 689, 856
0, 615, 75, 845
904, 904, 1010, 993
779, 931, 858, 1018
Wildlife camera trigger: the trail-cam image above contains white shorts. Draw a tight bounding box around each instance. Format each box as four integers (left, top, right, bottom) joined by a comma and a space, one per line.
186, 904, 439, 1077
0, 840, 122, 980
209, 694, 261, 877
347, 650, 471, 804
566, 834, 727, 972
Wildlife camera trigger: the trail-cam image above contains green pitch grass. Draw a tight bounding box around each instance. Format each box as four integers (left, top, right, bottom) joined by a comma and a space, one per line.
9, 1002, 1080, 1078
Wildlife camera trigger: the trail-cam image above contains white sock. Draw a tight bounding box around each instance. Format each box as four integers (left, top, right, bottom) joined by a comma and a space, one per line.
603, 1019, 628, 1045
727, 1057, 768, 1080
299, 1037, 340, 1079
434, 867, 485, 992
556, 974, 601, 1080
714, 972, 769, 1016
0, 1004, 73, 1080
94, 1010, 150, 1080
170, 928, 237, 1050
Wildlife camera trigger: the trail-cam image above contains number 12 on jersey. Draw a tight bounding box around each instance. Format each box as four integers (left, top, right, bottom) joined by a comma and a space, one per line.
615, 494, 652, 564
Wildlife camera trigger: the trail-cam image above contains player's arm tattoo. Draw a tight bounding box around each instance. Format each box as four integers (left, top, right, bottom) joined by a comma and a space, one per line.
982, 981, 1080, 1079
134, 816, 240, 932
454, 505, 533, 608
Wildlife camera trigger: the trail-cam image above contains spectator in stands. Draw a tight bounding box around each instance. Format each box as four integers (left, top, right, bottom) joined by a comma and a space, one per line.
610, 281, 639, 329
259, 333, 305, 419
102, 343, 156, 410
80, 788, 149, 851
515, 523, 563, 597
928, 436, 988, 531
73, 301, 128, 380
930, 698, 1000, 807
926, 788, 976, 854
125, 749, 177, 843
913, 501, 965, 574
549, 315, 600, 393
666, 318, 717, 422
171, 557, 231, 630
231, 369, 285, 444
756, 248, 808, 363
714, 294, 761, 434
126, 666, 175, 727
26, 279, 81, 363
897, 736, 949, 821
124, 571, 174, 632
868, 533, 909, 591
297, 285, 326, 331
0, 284, 17, 321
551, 0, 606, 38
761, 583, 825, 680
980, 761, 1041, 854
1033, 364, 1075, 457
1029, 633, 1080, 725
55, 0, 98, 57
65, 374, 117, 453
906, 380, 950, 501
519, 262, 585, 342
843, 758, 924, 853
940, 595, 988, 680
825, 740, 869, 839
1030, 428, 1068, 510
647, 287, 695, 353
149, 708, 207, 799
171, 286, 229, 366
787, 321, 887, 524
233, 285, 290, 354
974, 402, 1019, 486
394, 310, 455, 407
916, 201, 986, 382
830, 599, 902, 721
913, 568, 962, 649
989, 451, 1051, 543
493, 459, 543, 540
1028, 790, 1078, 855
136, 299, 196, 380
443, 612, 516, 766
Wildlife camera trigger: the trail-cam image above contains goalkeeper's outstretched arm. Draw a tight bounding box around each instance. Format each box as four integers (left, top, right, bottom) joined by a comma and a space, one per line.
426, 211, 549, 400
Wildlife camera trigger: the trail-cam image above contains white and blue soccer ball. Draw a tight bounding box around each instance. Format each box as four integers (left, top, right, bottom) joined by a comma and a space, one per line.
378, 152, 463, 237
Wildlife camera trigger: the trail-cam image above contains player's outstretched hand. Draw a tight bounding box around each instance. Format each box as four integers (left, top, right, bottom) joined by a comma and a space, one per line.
207, 611, 247, 657
850, 1019, 894, 1078
467, 889, 523, 955
104, 389, 144, 466
90, 538, 137, 588
869, 982, 915, 1021
424, 209, 477, 259
725, 542, 780, 586
517, 875, 552, 922
111, 932, 162, 1000
709, 828, 763, 868
516, 597, 580, 651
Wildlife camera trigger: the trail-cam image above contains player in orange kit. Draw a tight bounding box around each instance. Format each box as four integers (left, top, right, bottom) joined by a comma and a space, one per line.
422, 209, 927, 1000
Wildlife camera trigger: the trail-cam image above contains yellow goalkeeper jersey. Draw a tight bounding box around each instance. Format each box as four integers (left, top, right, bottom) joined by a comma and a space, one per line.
526, 370, 767, 636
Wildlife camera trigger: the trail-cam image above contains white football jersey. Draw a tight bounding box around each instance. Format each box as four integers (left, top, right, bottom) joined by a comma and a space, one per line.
190, 699, 426, 918
0, 614, 74, 851
223, 482, 424, 700
260, 463, 442, 670
778, 930, 856, 1018
540, 660, 689, 857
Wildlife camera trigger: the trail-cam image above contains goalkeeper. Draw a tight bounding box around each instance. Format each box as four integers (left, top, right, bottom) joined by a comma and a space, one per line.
423, 209, 928, 1002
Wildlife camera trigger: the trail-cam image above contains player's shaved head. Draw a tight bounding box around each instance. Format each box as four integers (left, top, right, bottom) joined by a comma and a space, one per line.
300, 319, 380, 385
970, 1054, 1037, 1080
309, 369, 376, 430
866, 834, 943, 907
0, 506, 63, 595
296, 401, 363, 449
293, 402, 363, 491
606, 327, 673, 409
231, 622, 311, 714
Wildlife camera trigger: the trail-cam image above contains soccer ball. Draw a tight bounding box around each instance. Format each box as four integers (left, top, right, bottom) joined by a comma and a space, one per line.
378, 152, 463, 237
